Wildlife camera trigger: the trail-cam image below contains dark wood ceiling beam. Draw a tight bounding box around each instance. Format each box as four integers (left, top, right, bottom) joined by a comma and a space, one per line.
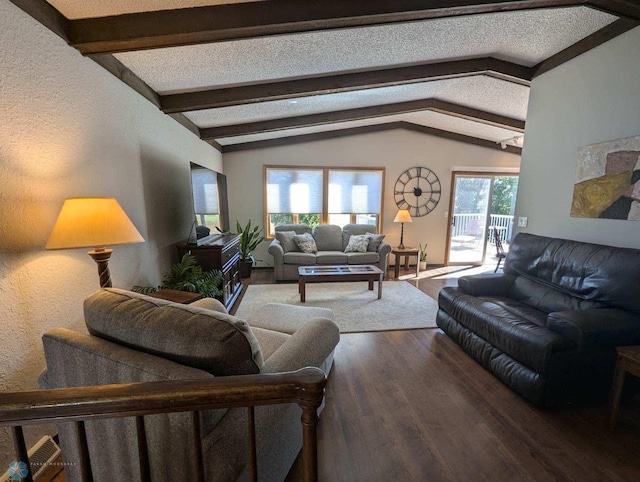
161, 58, 532, 114
221, 121, 523, 154
200, 98, 524, 139
221, 124, 405, 153
65, 0, 604, 55
427, 99, 525, 131
398, 121, 523, 154
587, 0, 640, 20
532, 17, 638, 78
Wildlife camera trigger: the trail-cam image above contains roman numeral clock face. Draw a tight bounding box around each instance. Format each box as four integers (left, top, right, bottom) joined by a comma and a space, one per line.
394, 167, 441, 217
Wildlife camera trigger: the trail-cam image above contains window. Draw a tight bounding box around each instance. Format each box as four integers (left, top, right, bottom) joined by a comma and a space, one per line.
264, 166, 384, 237
191, 166, 221, 232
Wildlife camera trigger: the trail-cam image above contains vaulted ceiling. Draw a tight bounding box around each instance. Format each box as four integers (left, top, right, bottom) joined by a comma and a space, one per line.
11, 1, 640, 154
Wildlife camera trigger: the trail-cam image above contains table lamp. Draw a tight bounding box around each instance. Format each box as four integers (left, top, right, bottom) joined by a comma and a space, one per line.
46, 197, 144, 288
393, 209, 412, 250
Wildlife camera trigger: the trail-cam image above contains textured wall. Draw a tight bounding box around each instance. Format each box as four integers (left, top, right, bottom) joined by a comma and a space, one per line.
0, 1, 221, 466
223, 128, 520, 266
514, 27, 640, 248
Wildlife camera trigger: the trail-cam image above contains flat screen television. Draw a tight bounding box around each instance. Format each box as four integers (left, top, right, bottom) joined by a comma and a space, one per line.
189, 163, 230, 244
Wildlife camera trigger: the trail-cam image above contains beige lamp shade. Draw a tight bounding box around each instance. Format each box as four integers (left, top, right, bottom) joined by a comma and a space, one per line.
46, 197, 144, 250
393, 209, 413, 223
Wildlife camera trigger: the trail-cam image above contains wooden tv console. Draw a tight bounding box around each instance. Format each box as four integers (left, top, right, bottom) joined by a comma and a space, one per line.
177, 233, 243, 312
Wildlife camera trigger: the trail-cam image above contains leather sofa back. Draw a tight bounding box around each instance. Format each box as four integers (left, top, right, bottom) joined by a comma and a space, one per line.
505, 233, 640, 315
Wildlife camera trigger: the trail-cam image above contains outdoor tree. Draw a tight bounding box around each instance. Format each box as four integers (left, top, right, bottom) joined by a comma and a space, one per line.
491, 177, 519, 215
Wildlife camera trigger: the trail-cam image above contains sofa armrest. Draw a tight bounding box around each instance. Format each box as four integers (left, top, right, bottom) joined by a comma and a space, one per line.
547, 309, 640, 350
190, 297, 228, 314
378, 241, 391, 257
268, 239, 284, 262
458, 273, 516, 297
261, 318, 340, 374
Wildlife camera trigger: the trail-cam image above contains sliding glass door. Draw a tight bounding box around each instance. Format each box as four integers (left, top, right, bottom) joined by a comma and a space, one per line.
446, 173, 518, 266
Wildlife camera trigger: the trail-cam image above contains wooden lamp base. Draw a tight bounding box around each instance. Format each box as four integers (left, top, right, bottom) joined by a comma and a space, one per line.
88, 248, 113, 288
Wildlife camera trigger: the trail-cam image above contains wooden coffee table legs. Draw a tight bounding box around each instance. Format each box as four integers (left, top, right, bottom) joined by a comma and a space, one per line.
299, 275, 383, 302
299, 279, 306, 302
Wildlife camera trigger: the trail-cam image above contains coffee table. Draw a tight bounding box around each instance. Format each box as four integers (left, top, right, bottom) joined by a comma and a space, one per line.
297, 265, 384, 302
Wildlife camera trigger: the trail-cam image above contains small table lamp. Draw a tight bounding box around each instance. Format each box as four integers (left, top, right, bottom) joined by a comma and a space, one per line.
46, 197, 144, 288
393, 209, 412, 250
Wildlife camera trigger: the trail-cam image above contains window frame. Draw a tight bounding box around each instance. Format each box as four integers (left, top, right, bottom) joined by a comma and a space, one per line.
263, 165, 386, 239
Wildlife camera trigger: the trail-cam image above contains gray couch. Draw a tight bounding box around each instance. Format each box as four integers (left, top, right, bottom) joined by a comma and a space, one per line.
39, 288, 339, 482
268, 224, 391, 281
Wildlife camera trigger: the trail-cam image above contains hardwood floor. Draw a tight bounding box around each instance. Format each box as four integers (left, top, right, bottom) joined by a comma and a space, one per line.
41, 265, 640, 481
249, 266, 640, 481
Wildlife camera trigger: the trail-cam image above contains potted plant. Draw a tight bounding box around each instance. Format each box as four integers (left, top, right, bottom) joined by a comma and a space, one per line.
132, 253, 223, 298
236, 219, 264, 278
418, 243, 428, 271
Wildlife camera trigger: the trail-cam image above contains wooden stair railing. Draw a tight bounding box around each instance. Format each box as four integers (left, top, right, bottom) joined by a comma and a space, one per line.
0, 367, 327, 482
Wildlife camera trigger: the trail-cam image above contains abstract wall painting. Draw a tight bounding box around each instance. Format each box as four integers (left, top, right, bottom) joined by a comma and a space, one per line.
571, 136, 640, 221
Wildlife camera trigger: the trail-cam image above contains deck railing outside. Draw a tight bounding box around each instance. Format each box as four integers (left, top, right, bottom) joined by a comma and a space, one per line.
451, 213, 514, 244
0, 367, 326, 482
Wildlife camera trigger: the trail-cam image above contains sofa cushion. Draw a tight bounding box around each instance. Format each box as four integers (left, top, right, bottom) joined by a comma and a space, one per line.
438, 286, 567, 374
316, 251, 348, 264
510, 276, 610, 314
283, 252, 316, 265
275, 230, 300, 253
250, 327, 290, 360
346, 252, 379, 264
313, 224, 343, 251
344, 234, 370, 253
506, 233, 640, 315
547, 308, 640, 350
293, 232, 318, 253
365, 233, 385, 252
84, 288, 263, 376
343, 224, 377, 250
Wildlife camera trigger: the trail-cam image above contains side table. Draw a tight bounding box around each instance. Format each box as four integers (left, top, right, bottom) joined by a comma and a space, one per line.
391, 247, 420, 279
609, 345, 640, 429
147, 288, 204, 304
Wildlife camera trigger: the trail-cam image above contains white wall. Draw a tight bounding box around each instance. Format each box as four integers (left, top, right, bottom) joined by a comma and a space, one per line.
223, 128, 520, 267
514, 27, 640, 248
0, 1, 221, 462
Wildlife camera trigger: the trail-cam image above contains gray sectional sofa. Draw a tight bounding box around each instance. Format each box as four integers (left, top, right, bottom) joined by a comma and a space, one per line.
39, 288, 340, 482
268, 223, 391, 281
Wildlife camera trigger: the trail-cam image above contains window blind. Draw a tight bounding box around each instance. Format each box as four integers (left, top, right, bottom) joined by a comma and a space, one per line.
328, 170, 383, 214
191, 168, 219, 214
266, 168, 323, 213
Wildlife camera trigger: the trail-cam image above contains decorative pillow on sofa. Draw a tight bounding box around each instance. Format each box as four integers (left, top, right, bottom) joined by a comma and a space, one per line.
345, 234, 370, 253
84, 288, 263, 376
275, 230, 300, 253
293, 232, 318, 253
365, 232, 385, 252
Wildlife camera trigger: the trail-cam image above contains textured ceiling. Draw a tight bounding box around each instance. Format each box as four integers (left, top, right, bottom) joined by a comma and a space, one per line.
40, 2, 625, 149
114, 7, 616, 92
48, 0, 259, 19
217, 111, 524, 146
184, 76, 530, 128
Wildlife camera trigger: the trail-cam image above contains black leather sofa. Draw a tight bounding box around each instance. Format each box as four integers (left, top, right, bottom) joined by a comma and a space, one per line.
437, 233, 640, 407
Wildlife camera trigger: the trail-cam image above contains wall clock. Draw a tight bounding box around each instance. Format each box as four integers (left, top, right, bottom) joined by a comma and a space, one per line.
394, 167, 441, 217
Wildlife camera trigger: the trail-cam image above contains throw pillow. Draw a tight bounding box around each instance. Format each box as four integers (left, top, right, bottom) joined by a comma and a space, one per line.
275, 230, 300, 253
345, 234, 370, 253
365, 232, 385, 252
293, 232, 318, 253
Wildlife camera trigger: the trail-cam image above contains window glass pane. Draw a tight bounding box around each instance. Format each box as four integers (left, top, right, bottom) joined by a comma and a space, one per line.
191, 168, 219, 214
269, 214, 293, 235
355, 214, 378, 227
266, 168, 322, 213
328, 214, 351, 228
328, 170, 383, 214
298, 213, 321, 228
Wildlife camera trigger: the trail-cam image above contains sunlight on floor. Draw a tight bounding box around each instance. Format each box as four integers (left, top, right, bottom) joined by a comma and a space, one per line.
398, 263, 496, 282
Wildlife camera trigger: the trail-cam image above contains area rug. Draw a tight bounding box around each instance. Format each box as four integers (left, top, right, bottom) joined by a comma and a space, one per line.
235, 281, 439, 333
